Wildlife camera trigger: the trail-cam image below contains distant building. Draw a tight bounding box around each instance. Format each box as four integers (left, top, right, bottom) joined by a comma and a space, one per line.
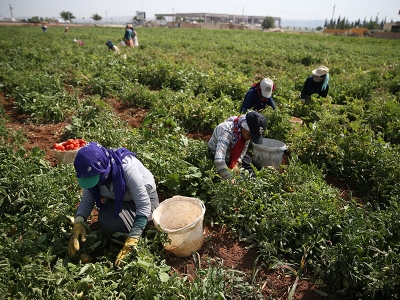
1, 17, 16, 22
383, 22, 400, 32
155, 12, 281, 28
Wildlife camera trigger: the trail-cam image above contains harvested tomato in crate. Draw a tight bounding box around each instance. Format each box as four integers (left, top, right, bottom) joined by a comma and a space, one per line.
53, 139, 87, 164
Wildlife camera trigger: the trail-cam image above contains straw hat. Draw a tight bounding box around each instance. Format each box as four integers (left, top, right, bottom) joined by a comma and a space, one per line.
312, 66, 329, 76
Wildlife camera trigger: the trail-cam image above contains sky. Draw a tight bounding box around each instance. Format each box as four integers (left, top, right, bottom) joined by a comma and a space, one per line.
1, 0, 399, 24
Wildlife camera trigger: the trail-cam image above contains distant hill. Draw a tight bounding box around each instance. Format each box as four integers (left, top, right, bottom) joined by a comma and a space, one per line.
281, 19, 325, 30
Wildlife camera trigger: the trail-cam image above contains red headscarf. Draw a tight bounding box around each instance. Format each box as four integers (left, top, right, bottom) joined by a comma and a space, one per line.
228, 116, 246, 169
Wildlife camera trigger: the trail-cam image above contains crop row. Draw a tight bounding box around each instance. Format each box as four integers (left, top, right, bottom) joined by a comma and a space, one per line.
0, 26, 399, 299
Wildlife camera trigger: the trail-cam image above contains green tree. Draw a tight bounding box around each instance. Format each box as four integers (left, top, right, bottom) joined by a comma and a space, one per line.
261, 16, 275, 29
91, 13, 102, 23
316, 26, 323, 31
28, 16, 41, 23
59, 11, 75, 22
156, 15, 165, 20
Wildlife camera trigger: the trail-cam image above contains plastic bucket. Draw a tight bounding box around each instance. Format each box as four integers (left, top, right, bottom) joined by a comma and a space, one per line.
253, 138, 287, 169
152, 196, 206, 257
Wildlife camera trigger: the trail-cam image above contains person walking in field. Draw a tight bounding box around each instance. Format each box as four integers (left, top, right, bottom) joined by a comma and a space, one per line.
124, 24, 134, 47
68, 142, 159, 266
300, 65, 330, 103
208, 111, 266, 181
240, 78, 277, 113
106, 40, 120, 54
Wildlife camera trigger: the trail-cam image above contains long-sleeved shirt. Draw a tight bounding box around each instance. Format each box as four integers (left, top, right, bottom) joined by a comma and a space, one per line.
240, 87, 276, 113
124, 28, 133, 40
76, 155, 156, 221
301, 76, 329, 99
208, 119, 249, 180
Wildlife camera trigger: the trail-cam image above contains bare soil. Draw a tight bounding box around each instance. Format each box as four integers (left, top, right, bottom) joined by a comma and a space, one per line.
1, 93, 347, 299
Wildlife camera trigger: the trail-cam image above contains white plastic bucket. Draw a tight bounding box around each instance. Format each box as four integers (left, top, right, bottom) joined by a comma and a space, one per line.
253, 138, 287, 169
152, 196, 206, 257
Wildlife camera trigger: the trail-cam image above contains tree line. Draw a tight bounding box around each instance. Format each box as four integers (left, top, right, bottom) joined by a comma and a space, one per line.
324, 15, 393, 30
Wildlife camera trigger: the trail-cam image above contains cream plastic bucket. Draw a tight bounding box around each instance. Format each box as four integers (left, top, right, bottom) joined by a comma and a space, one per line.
53, 149, 79, 164
253, 138, 287, 169
152, 196, 206, 257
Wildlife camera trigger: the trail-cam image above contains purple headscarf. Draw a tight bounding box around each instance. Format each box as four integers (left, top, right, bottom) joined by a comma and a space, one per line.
74, 142, 136, 217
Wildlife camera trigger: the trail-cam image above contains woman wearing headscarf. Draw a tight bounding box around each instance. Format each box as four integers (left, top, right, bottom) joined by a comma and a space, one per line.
129, 24, 139, 47
124, 24, 134, 47
240, 78, 277, 113
106, 40, 120, 54
208, 111, 266, 181
300, 65, 330, 102
68, 142, 159, 266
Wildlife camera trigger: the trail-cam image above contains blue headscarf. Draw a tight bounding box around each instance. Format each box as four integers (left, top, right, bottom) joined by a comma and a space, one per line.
321, 73, 330, 91
74, 142, 136, 217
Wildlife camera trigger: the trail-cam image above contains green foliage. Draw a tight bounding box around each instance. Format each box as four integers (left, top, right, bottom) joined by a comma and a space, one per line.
261, 16, 276, 29
59, 11, 75, 21
64, 96, 131, 147
365, 94, 400, 144
91, 13, 102, 22
0, 26, 400, 298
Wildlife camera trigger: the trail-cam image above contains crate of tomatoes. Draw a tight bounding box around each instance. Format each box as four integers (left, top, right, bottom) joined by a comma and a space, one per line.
53, 139, 87, 164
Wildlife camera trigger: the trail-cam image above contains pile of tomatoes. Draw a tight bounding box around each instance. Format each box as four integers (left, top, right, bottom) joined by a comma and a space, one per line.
53, 139, 87, 151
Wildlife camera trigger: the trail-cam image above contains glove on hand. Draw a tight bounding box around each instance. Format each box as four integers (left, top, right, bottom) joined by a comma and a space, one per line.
68, 216, 87, 256
114, 236, 139, 267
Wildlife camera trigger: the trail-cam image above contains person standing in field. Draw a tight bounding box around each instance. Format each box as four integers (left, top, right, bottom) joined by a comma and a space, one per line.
240, 78, 277, 113
68, 142, 159, 266
64, 27, 69, 35
41, 24, 47, 33
300, 65, 330, 103
124, 24, 134, 47
129, 24, 139, 47
208, 111, 266, 181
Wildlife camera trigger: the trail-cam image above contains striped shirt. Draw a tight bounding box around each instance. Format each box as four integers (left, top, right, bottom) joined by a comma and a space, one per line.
208, 118, 249, 180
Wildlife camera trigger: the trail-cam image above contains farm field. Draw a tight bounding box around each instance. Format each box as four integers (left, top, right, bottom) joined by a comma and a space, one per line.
0, 25, 399, 299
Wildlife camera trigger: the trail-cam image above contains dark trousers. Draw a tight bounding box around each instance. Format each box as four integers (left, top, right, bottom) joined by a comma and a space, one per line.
241, 153, 262, 176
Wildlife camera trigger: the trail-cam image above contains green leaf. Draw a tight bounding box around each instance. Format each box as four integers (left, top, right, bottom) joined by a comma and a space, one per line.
159, 272, 170, 282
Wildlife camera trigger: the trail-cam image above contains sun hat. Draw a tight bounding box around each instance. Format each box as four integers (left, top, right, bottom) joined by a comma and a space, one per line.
245, 111, 267, 144
259, 78, 274, 98
312, 66, 329, 77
